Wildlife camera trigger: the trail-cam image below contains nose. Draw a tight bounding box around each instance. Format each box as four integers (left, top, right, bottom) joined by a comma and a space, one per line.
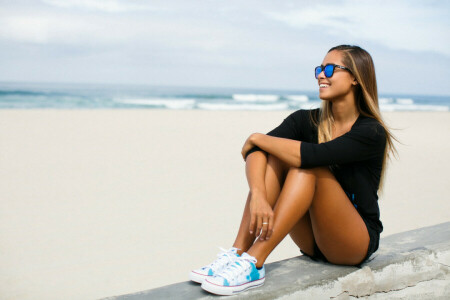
317, 69, 326, 80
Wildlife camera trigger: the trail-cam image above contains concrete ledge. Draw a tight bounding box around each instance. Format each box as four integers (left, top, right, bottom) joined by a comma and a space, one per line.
103, 222, 450, 299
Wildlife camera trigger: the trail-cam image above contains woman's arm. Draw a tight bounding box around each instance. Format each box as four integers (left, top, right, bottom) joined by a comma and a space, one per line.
243, 133, 301, 167
245, 151, 275, 240
245, 150, 268, 194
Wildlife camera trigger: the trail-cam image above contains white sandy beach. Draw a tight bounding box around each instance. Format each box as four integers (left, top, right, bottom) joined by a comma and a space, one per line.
0, 110, 449, 300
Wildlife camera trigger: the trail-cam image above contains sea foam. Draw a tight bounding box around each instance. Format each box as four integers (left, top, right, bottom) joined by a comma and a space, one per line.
115, 98, 196, 109
286, 95, 309, 102
379, 97, 394, 104
396, 98, 414, 105
232, 94, 279, 102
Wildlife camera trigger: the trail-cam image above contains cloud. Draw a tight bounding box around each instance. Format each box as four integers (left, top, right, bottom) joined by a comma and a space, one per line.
0, 0, 449, 94
3, 0, 448, 57
264, 0, 450, 56
0, 7, 228, 50
0, 1, 266, 68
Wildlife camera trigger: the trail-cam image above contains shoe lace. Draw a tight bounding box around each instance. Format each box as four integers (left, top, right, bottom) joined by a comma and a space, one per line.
206, 247, 238, 271
217, 255, 257, 283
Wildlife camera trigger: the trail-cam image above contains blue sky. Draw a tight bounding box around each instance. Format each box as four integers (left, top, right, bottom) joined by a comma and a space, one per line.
0, 0, 449, 95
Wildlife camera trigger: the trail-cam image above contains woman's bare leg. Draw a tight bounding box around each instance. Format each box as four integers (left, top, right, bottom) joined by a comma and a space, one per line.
288, 210, 315, 256
232, 154, 288, 253
232, 155, 315, 256
232, 192, 257, 254
247, 166, 370, 267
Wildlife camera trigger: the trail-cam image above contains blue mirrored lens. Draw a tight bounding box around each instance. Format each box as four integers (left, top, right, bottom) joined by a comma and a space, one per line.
315, 67, 322, 79
324, 65, 334, 78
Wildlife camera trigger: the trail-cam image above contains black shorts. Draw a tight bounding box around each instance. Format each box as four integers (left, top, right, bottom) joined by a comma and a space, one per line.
300, 218, 379, 267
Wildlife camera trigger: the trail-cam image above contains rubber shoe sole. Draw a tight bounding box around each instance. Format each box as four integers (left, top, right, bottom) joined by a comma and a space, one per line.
188, 270, 210, 284
201, 277, 265, 295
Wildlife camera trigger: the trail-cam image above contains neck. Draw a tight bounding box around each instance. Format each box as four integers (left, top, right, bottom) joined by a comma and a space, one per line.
331, 95, 359, 125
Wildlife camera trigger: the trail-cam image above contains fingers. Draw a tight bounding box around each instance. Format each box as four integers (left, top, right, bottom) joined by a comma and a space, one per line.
259, 212, 274, 240
242, 144, 250, 161
259, 217, 269, 240
266, 214, 274, 240
241, 135, 254, 161
249, 213, 256, 235
256, 216, 262, 238
241, 138, 248, 160
248, 197, 274, 240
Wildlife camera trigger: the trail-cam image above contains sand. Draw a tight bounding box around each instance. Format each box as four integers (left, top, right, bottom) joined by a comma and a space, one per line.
0, 110, 449, 300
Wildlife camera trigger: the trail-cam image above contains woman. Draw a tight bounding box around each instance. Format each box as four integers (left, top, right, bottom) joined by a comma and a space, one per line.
189, 45, 397, 296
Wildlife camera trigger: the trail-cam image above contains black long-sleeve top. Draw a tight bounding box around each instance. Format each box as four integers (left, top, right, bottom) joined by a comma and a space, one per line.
245, 108, 386, 235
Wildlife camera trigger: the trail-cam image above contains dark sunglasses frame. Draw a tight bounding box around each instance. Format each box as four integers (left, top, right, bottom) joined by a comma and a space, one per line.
315, 64, 352, 79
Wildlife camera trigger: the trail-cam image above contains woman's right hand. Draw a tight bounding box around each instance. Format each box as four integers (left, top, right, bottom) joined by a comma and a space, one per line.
249, 190, 274, 241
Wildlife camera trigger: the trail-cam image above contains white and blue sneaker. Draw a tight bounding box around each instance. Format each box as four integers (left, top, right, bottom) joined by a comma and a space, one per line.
189, 247, 240, 283
201, 252, 265, 295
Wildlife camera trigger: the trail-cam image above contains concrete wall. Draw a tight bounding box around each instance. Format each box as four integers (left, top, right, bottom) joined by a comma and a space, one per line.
104, 222, 450, 299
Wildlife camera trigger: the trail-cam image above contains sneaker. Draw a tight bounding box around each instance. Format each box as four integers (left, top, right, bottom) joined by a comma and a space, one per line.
189, 247, 239, 283
201, 252, 265, 295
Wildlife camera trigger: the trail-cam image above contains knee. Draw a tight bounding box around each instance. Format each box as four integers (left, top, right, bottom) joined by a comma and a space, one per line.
299, 166, 332, 178
287, 166, 316, 176
285, 167, 333, 188
284, 166, 333, 184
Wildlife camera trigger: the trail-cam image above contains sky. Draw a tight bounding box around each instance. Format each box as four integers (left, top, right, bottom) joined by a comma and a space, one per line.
0, 0, 449, 95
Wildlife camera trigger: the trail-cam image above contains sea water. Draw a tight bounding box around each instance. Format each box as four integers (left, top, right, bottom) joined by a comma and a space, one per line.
0, 81, 448, 111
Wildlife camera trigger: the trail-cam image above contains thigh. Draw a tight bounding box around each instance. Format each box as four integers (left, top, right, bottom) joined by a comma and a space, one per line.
309, 167, 370, 265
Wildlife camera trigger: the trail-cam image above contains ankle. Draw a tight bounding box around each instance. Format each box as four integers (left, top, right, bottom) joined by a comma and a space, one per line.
232, 244, 248, 256
245, 251, 265, 268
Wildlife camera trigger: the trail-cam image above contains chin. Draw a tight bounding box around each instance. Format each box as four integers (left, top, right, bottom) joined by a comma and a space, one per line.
319, 91, 333, 101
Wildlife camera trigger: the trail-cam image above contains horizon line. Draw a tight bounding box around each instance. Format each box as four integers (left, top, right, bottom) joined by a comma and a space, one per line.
0, 80, 449, 98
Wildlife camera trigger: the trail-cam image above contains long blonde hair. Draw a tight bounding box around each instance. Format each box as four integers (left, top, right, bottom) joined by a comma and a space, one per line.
316, 45, 398, 191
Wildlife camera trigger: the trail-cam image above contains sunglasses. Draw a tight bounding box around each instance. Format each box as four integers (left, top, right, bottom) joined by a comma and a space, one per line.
315, 64, 352, 79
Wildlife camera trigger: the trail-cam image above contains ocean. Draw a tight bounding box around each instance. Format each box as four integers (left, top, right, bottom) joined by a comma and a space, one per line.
0, 81, 449, 111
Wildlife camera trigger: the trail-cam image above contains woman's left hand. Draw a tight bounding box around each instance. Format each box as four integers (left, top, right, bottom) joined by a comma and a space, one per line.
241, 133, 259, 161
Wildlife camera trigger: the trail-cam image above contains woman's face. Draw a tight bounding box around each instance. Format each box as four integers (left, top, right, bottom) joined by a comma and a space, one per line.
317, 50, 357, 101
